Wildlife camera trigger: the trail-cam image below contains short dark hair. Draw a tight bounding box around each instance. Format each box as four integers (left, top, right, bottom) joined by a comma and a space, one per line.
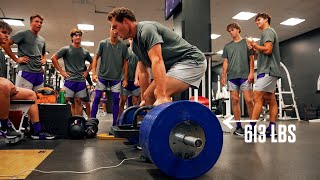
107, 7, 136, 23
70, 28, 83, 42
30, 14, 44, 22
226, 23, 241, 33
255, 13, 271, 25
0, 21, 12, 34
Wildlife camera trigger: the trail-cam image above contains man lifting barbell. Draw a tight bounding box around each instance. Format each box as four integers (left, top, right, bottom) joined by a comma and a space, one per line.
107, 7, 207, 106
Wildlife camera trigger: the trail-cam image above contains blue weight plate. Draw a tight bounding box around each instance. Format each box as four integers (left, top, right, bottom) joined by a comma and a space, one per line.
139, 101, 223, 179
119, 105, 140, 125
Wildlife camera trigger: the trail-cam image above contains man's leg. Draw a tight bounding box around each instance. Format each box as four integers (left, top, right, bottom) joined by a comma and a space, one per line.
11, 87, 55, 140
110, 81, 121, 126
84, 102, 91, 118
143, 76, 190, 106
73, 97, 83, 116
0, 78, 11, 119
132, 96, 139, 105
0, 78, 21, 137
230, 91, 241, 121
251, 91, 265, 121
91, 90, 102, 118
157, 76, 190, 103
242, 90, 254, 119
118, 95, 128, 122
264, 92, 278, 135
142, 81, 156, 106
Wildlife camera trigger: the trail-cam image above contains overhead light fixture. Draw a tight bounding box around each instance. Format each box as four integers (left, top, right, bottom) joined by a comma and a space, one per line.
280, 18, 305, 26
233, 12, 257, 20
2, 18, 25, 26
211, 34, 221, 39
0, 8, 25, 26
77, 24, 94, 31
81, 41, 94, 46
217, 50, 223, 55
90, 53, 94, 56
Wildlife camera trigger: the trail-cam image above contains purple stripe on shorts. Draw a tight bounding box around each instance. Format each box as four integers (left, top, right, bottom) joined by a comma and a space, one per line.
229, 78, 247, 86
21, 71, 44, 86
257, 73, 265, 79
64, 80, 86, 92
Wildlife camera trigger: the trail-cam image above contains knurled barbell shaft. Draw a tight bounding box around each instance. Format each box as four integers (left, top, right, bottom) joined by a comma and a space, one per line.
174, 133, 203, 148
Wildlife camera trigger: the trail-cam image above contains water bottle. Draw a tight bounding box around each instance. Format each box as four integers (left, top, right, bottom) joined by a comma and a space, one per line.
59, 90, 66, 104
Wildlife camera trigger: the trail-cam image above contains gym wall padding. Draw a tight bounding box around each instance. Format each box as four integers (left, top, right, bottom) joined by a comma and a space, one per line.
279, 28, 320, 118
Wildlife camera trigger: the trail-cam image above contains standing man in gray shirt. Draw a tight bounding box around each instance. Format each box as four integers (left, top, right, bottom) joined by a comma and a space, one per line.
221, 23, 254, 136
51, 29, 92, 116
91, 27, 129, 126
118, 39, 141, 120
107, 7, 207, 106
247, 13, 281, 137
1, 14, 46, 91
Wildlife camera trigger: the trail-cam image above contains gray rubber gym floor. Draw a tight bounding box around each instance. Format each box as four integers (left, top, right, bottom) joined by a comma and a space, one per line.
1, 114, 320, 180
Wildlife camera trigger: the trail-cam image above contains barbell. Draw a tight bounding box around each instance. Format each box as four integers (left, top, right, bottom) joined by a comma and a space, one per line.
113, 100, 223, 179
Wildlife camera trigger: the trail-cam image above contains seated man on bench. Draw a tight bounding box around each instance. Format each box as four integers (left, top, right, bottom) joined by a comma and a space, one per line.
0, 21, 54, 140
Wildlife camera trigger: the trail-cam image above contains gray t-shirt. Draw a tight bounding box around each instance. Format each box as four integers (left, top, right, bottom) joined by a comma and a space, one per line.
56, 45, 92, 82
124, 48, 139, 81
0, 50, 6, 78
257, 27, 281, 78
11, 30, 46, 72
132, 21, 205, 70
96, 38, 129, 81
222, 39, 254, 80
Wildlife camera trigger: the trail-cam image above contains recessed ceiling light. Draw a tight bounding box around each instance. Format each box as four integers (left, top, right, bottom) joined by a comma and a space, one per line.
211, 34, 221, 39
280, 18, 305, 26
81, 41, 94, 46
217, 50, 223, 55
77, 24, 94, 30
3, 19, 25, 26
232, 12, 257, 20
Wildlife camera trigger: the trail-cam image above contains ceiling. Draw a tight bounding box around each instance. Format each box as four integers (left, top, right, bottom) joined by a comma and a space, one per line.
1, 0, 320, 63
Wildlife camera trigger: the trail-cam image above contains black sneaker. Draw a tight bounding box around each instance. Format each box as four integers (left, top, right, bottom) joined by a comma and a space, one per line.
233, 127, 245, 136
265, 127, 277, 138
31, 131, 55, 140
5, 126, 22, 139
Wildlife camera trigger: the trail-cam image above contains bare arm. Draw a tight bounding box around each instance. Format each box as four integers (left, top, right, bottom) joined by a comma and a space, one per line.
147, 44, 170, 103
91, 54, 100, 82
137, 61, 150, 102
51, 54, 69, 78
221, 58, 228, 86
248, 55, 255, 84
122, 59, 129, 87
1, 39, 29, 63
252, 41, 273, 55
134, 61, 140, 86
